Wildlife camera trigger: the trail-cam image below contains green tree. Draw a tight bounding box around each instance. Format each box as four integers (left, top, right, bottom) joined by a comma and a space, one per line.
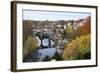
23, 36, 38, 57
76, 34, 91, 59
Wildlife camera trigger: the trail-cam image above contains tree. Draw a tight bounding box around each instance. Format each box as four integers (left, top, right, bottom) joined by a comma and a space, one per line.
53, 52, 63, 61
23, 36, 38, 57
23, 20, 33, 44
76, 34, 91, 59
62, 40, 79, 60
78, 16, 91, 36
62, 34, 91, 60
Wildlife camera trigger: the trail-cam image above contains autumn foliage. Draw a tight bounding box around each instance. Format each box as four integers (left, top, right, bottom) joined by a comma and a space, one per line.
23, 36, 38, 57
79, 16, 91, 36
62, 40, 79, 60
62, 34, 91, 60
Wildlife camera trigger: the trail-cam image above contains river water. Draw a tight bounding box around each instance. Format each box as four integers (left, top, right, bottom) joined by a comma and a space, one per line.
24, 38, 57, 62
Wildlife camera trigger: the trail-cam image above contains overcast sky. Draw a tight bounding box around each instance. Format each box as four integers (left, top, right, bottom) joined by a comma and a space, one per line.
23, 10, 90, 21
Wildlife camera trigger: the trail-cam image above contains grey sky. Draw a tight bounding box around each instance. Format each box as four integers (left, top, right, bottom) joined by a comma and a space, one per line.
23, 10, 90, 21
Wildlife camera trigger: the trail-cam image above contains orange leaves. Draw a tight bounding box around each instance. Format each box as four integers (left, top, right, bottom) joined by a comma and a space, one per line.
79, 16, 91, 36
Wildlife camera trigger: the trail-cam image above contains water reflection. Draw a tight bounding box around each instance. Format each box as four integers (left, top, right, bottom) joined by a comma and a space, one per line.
23, 37, 60, 62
